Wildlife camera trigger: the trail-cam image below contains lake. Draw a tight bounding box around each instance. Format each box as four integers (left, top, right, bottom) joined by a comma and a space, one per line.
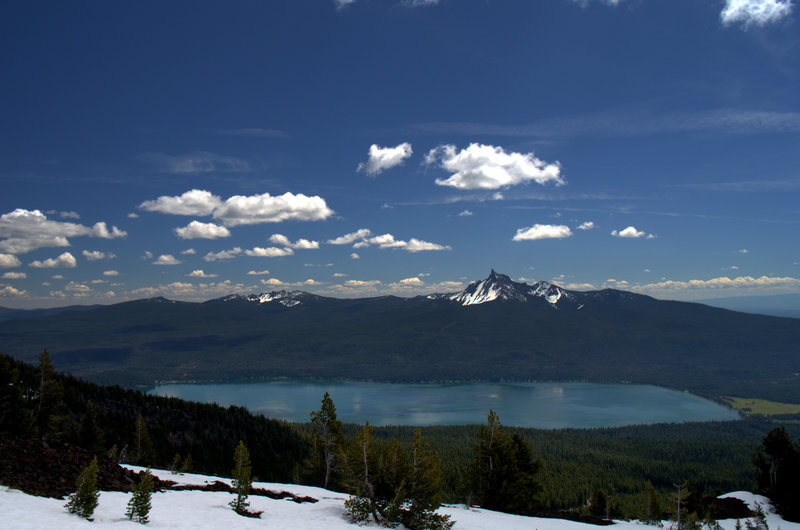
147, 381, 740, 428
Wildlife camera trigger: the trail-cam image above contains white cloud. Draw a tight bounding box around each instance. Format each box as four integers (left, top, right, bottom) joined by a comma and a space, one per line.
182, 248, 196, 255
142, 251, 153, 260
720, 0, 792, 27
637, 275, 800, 294
0, 285, 26, 297
333, 272, 347, 277
214, 192, 333, 226
141, 151, 251, 174
82, 250, 115, 261
244, 247, 295, 257
261, 278, 285, 286
130, 280, 246, 300
345, 280, 382, 287
457, 210, 474, 217
334, 0, 356, 9
397, 277, 424, 287
2, 272, 26, 279
152, 254, 181, 266
175, 221, 231, 240
328, 229, 373, 245
350, 253, 360, 259
611, 226, 650, 238
188, 269, 218, 278
127, 212, 139, 219
203, 247, 243, 262
357, 143, 413, 175
268, 234, 320, 249
0, 253, 22, 268
90, 222, 127, 239
739, 249, 750, 253
513, 224, 573, 241
103, 270, 119, 277
400, 0, 439, 6
0, 209, 125, 254
29, 252, 77, 268
426, 143, 564, 190
328, 229, 449, 252
577, 221, 595, 230
52, 275, 64, 280
248, 270, 270, 276
140, 189, 222, 216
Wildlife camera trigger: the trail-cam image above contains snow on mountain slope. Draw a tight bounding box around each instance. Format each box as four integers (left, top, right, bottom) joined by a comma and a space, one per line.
1, 467, 796, 530
449, 269, 570, 307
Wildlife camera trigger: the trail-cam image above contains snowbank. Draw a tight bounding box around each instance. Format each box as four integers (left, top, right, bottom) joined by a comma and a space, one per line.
1, 469, 798, 530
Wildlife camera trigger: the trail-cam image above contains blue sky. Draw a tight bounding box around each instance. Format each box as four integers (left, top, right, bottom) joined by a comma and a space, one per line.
1, 0, 799, 308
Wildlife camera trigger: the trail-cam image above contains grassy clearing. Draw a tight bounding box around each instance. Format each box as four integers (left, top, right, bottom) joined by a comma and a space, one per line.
724, 396, 800, 416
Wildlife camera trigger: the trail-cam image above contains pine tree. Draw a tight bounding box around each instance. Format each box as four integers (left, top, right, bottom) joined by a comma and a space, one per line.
471, 410, 541, 515
35, 349, 64, 435
307, 392, 343, 489
79, 401, 105, 455
403, 429, 453, 530
65, 456, 99, 520
132, 413, 155, 466
0, 356, 34, 435
126, 469, 154, 524
341, 423, 381, 524
230, 440, 255, 516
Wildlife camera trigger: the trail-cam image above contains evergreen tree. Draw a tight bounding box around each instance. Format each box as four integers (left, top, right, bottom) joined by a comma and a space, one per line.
341, 423, 381, 523
35, 349, 64, 435
65, 456, 99, 520
0, 356, 33, 435
79, 401, 105, 455
230, 440, 254, 516
306, 392, 343, 489
589, 489, 608, 517
126, 468, 154, 524
132, 413, 155, 466
471, 410, 542, 515
403, 429, 453, 530
643, 480, 661, 522
753, 427, 800, 522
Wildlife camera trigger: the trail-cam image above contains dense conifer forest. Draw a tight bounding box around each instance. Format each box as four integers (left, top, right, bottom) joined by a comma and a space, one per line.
2, 352, 799, 523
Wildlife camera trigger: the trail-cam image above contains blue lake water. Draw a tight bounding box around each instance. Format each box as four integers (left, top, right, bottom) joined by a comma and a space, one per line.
147, 381, 740, 428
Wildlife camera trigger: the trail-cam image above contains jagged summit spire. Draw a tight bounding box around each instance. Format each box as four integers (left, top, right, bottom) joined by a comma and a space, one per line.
448, 270, 569, 306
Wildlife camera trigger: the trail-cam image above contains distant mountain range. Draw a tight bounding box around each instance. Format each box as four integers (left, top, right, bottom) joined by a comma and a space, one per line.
1, 270, 799, 401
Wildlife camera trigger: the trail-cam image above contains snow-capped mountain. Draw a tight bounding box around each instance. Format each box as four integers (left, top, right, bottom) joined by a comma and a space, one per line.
448, 269, 570, 306
220, 290, 309, 308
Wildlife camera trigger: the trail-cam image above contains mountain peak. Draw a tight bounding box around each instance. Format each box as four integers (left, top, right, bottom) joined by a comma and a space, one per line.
449, 271, 570, 307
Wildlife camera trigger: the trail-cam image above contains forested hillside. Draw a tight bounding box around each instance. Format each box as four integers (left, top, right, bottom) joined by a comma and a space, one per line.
4, 352, 800, 522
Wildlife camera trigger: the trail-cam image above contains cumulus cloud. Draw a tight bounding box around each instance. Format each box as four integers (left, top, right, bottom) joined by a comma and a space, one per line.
0, 209, 125, 254
0, 253, 22, 268
29, 252, 77, 268
611, 226, 653, 239
152, 254, 181, 266
0, 285, 26, 297
247, 270, 270, 276
214, 192, 334, 226
82, 250, 115, 261
327, 229, 373, 245
103, 270, 119, 277
457, 210, 474, 217
141, 190, 335, 227
577, 221, 595, 230
327, 228, 450, 252
426, 143, 564, 190
175, 221, 231, 240
203, 248, 243, 262
513, 224, 573, 241
357, 143, 413, 175
350, 253, 360, 259
345, 280, 382, 287
130, 279, 246, 300
2, 272, 26, 279
182, 248, 196, 255
244, 247, 295, 257
637, 275, 800, 293
188, 269, 218, 278
720, 0, 792, 27
140, 189, 222, 216
268, 234, 320, 249
395, 277, 424, 287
